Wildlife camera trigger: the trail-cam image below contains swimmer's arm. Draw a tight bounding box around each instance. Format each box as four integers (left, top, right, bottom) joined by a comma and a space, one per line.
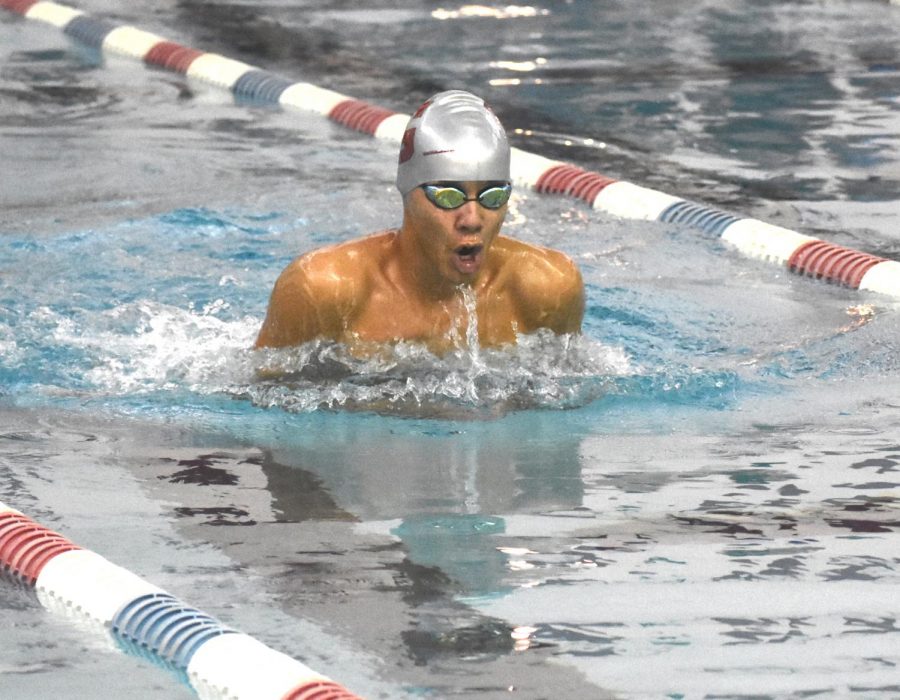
254, 258, 347, 348
518, 250, 585, 334
545, 259, 585, 333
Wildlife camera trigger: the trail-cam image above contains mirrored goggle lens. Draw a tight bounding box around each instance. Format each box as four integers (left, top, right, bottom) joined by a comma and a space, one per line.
423, 184, 511, 210
477, 185, 512, 209
427, 186, 468, 209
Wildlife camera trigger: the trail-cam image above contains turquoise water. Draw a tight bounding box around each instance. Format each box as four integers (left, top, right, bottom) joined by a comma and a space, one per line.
2, 1, 900, 698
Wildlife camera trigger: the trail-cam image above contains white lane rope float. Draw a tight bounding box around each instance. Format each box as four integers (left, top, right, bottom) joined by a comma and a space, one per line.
0, 501, 364, 699
2, 0, 899, 299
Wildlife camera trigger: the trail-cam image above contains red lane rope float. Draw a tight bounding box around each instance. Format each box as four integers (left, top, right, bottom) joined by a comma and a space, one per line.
282, 680, 365, 700
534, 164, 616, 205
328, 99, 397, 136
788, 240, 886, 288
0, 0, 39, 13
0, 512, 81, 585
144, 41, 204, 74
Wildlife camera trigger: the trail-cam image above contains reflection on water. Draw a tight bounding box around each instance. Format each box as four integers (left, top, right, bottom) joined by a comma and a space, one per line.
10, 405, 889, 697
107, 412, 602, 696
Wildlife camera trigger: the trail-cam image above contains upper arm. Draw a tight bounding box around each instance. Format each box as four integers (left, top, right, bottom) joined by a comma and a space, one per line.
516, 248, 585, 335
254, 255, 352, 349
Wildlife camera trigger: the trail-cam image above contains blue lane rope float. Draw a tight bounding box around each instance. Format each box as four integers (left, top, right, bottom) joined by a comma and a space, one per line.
658, 201, 743, 238
3, 0, 899, 298
111, 592, 236, 678
0, 503, 364, 700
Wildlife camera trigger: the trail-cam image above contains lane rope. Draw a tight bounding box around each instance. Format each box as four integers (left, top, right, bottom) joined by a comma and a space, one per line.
3, 0, 899, 298
0, 502, 364, 700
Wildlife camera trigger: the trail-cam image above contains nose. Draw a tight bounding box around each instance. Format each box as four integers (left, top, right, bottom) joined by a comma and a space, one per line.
454, 200, 483, 234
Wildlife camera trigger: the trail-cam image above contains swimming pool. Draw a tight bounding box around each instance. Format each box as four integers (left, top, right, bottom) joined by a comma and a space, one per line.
2, 1, 899, 697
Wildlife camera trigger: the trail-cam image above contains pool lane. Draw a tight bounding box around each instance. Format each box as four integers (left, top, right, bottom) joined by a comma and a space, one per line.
2, 0, 898, 298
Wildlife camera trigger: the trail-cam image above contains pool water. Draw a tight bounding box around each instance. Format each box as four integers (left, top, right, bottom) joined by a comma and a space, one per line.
2, 1, 900, 698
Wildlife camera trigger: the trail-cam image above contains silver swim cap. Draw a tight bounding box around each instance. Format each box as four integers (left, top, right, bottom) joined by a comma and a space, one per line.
396, 90, 510, 195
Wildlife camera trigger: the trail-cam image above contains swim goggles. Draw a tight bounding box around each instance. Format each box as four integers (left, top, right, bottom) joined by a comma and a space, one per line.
421, 183, 512, 210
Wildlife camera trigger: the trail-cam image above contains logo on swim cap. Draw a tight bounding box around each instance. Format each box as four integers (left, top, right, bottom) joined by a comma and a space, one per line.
398, 128, 416, 165
396, 90, 510, 195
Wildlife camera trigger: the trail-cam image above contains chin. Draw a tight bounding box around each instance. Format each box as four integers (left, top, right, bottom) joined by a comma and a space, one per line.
448, 267, 479, 286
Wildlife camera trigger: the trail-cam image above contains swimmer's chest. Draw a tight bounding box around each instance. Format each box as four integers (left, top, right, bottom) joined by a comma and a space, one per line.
346, 286, 522, 347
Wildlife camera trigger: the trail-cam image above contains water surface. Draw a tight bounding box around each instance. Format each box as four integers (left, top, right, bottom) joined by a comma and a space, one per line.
2, 1, 899, 698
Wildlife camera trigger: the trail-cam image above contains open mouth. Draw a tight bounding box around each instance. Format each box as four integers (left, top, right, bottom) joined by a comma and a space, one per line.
456, 244, 483, 259
452, 244, 484, 274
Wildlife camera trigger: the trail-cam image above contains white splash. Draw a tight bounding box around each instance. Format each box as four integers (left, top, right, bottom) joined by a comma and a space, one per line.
26, 297, 629, 417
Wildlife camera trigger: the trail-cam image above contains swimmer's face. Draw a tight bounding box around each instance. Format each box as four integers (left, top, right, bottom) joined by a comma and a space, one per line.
403, 180, 509, 285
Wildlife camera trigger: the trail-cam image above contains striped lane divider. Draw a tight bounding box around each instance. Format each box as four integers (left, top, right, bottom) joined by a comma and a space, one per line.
0, 502, 363, 700
2, 0, 898, 299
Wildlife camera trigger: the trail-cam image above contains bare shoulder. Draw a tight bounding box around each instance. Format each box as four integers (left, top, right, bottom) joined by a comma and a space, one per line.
494, 236, 585, 333
283, 230, 394, 294
256, 231, 394, 348
496, 236, 582, 292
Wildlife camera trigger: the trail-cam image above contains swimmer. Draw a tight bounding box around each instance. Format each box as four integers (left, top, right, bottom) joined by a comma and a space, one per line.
255, 90, 584, 355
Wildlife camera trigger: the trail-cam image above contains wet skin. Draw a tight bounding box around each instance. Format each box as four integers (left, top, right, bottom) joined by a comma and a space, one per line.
255, 181, 584, 355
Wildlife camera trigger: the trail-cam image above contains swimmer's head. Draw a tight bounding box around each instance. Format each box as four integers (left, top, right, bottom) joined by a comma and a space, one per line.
396, 90, 511, 196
